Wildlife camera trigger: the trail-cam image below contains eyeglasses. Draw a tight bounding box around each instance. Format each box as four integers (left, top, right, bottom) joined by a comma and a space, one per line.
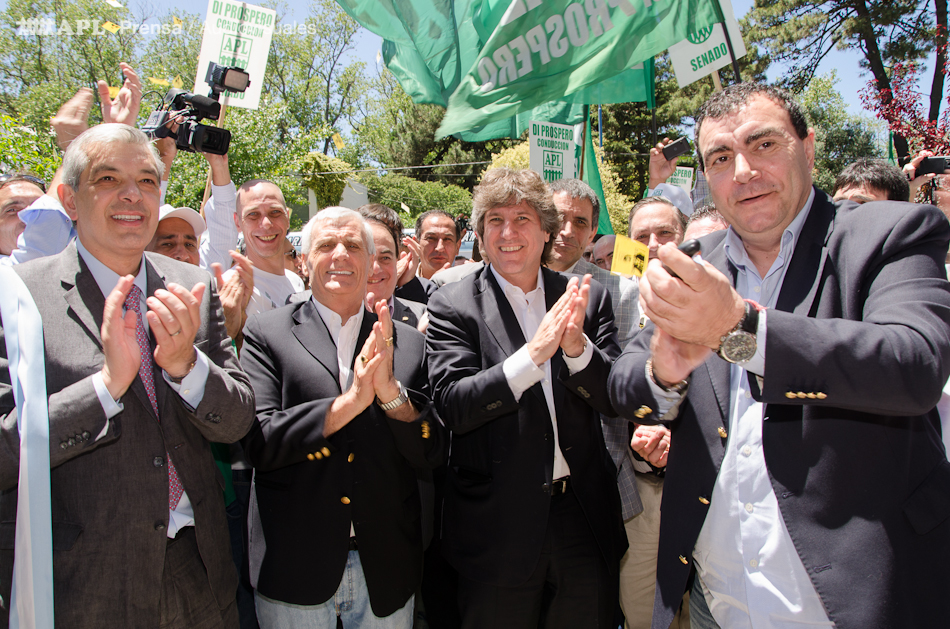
285, 249, 298, 260
0, 174, 47, 194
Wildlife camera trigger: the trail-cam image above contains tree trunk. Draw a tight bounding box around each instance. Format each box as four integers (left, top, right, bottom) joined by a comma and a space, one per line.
930, 0, 948, 123
852, 0, 910, 161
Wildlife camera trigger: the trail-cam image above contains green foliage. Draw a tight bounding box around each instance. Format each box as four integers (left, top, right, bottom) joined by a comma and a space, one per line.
597, 50, 768, 200
483, 142, 633, 235
353, 68, 515, 191
0, 114, 60, 180
359, 173, 472, 222
0, 0, 154, 129
162, 101, 312, 210
300, 152, 352, 208
800, 72, 886, 191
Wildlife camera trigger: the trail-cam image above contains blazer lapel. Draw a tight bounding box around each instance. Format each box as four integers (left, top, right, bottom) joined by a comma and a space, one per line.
292, 300, 343, 390
775, 188, 835, 317
474, 267, 525, 359
700, 238, 734, 423
62, 248, 105, 350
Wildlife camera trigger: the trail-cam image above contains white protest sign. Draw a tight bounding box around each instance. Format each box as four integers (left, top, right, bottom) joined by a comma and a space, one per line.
667, 0, 746, 89
668, 166, 694, 194
529, 121, 576, 183
193, 0, 276, 109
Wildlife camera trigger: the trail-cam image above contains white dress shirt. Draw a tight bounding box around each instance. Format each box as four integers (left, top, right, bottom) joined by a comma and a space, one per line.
652, 189, 833, 627
312, 297, 364, 537
492, 266, 593, 481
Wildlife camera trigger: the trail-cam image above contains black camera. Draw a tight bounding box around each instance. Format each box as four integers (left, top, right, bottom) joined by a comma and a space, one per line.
143, 88, 230, 155
142, 62, 251, 155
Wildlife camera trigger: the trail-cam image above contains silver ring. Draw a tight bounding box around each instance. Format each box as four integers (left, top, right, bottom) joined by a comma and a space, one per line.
170, 329, 182, 337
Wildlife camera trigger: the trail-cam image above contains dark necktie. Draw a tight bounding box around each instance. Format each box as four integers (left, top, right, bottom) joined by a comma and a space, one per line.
124, 284, 184, 509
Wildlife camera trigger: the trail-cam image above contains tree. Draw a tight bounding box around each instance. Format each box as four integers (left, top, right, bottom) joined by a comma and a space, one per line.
744, 0, 942, 161
484, 142, 633, 235
359, 172, 472, 224
300, 152, 351, 208
596, 48, 769, 201
802, 72, 886, 190
352, 67, 517, 192
265, 0, 366, 156
0, 114, 59, 180
0, 0, 155, 129
860, 57, 950, 155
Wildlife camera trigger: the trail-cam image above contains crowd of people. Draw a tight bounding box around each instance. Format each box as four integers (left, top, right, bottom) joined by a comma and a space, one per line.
1, 67, 949, 629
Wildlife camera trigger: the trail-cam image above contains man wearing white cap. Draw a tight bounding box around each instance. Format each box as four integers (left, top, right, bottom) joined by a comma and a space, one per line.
148, 205, 208, 266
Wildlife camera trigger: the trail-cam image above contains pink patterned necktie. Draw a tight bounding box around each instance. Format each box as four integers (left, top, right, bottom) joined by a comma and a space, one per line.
124, 284, 184, 509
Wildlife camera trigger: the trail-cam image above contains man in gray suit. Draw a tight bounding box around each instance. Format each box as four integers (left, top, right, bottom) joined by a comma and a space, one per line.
0, 124, 255, 628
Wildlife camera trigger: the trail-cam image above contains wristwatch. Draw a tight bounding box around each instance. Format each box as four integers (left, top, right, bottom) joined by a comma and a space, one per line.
378, 381, 409, 411
717, 301, 759, 364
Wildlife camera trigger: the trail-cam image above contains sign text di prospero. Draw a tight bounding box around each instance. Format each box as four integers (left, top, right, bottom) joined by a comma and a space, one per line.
476, 0, 645, 91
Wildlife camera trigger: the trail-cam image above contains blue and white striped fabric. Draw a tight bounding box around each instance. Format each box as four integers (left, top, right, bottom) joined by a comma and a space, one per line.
0, 265, 53, 629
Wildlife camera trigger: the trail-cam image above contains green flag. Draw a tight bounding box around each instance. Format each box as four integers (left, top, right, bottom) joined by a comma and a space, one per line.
577, 106, 612, 235
436, 0, 717, 138
336, 0, 661, 142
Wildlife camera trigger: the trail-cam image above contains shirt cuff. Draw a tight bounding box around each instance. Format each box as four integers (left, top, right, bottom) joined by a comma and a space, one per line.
92, 372, 123, 441
562, 334, 593, 374
503, 345, 545, 402
211, 181, 236, 203
741, 308, 767, 377
646, 363, 687, 421
162, 349, 210, 409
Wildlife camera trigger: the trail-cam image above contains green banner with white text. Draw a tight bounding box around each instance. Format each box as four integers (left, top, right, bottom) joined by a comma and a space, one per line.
436, 0, 718, 138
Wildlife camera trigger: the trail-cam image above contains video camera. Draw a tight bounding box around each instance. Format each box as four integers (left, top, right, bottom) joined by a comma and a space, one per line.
142, 62, 251, 155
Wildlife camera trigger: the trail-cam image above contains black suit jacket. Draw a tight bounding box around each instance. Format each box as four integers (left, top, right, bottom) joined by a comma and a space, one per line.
425, 265, 626, 587
609, 190, 950, 629
240, 299, 446, 616
0, 246, 255, 628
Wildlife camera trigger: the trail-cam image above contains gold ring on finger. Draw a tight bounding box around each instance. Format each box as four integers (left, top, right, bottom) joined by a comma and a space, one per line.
360, 355, 367, 364
385, 337, 394, 347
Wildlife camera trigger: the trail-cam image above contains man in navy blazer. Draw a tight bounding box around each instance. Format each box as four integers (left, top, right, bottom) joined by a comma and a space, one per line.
609, 83, 950, 629
426, 168, 625, 628
240, 208, 446, 628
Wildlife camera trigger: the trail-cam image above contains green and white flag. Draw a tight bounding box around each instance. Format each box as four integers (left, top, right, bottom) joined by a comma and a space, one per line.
336, 0, 672, 141
435, 0, 719, 138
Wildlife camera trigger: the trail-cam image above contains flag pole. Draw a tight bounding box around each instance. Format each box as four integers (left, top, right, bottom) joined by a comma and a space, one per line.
711, 0, 742, 82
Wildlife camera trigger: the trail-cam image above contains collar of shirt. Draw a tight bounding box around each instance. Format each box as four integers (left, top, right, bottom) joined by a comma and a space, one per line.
76, 239, 148, 309
490, 264, 545, 310
722, 187, 814, 308
311, 296, 365, 390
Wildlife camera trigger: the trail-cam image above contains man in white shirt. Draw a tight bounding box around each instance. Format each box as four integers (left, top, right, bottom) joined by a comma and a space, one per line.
239, 208, 444, 628
224, 180, 304, 330
609, 83, 950, 629
425, 168, 626, 628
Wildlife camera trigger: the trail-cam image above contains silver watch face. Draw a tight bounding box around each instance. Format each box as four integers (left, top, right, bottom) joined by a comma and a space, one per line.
720, 331, 756, 363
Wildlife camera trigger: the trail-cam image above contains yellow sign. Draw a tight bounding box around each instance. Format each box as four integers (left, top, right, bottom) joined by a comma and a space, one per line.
101, 21, 120, 34
172, 75, 184, 89
332, 133, 345, 150
107, 86, 120, 99
610, 235, 649, 277
148, 77, 170, 87
173, 16, 183, 27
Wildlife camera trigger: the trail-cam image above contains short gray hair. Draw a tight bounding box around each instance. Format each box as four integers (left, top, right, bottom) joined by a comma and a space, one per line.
62, 124, 163, 190
301, 206, 376, 256
548, 178, 600, 229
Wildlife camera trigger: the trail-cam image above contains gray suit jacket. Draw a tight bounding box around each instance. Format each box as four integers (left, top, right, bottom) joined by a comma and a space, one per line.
0, 245, 255, 628
572, 258, 643, 520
